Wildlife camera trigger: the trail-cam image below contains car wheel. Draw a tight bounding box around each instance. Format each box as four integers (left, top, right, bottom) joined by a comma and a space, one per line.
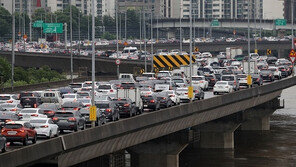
1, 143, 6, 153
23, 136, 28, 146
47, 131, 52, 139
32, 134, 37, 144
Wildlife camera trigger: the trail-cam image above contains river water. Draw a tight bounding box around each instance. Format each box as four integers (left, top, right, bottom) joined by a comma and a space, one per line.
180, 86, 296, 167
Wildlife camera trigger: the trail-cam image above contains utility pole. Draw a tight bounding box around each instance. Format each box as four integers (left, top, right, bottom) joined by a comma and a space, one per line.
139, 10, 142, 51
23, 11, 26, 52
189, 0, 193, 102
150, 9, 153, 72
55, 15, 58, 42
78, 11, 81, 53
88, 15, 90, 41
64, 23, 67, 50
254, 0, 258, 53
91, 0, 96, 128
247, 0, 251, 88
116, 1, 120, 77
156, 15, 159, 41
180, 1, 182, 52
125, 2, 127, 40
28, 0, 32, 41
70, 2, 73, 83
143, 10, 147, 72
11, 0, 15, 90
292, 0, 295, 50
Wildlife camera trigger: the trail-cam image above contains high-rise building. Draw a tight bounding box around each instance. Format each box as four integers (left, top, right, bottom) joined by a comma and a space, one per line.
284, 0, 296, 22
263, 0, 284, 19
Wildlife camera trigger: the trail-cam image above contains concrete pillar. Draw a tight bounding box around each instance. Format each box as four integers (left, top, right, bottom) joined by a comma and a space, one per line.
198, 121, 240, 149
128, 131, 189, 167
241, 98, 281, 131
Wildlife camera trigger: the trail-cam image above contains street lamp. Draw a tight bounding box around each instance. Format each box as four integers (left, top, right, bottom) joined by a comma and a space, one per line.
180, 1, 182, 52
11, 0, 15, 90
247, 0, 251, 88
91, 0, 96, 128
189, 0, 193, 102
70, 2, 73, 83
116, 1, 120, 76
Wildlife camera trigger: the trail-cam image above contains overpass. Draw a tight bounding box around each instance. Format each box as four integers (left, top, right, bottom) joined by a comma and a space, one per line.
153, 18, 295, 38
0, 41, 292, 75
0, 77, 295, 167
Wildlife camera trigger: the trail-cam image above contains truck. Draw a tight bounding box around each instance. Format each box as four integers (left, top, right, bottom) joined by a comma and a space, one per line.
242, 60, 258, 74
119, 73, 136, 83
116, 85, 143, 115
179, 64, 199, 78
226, 47, 243, 59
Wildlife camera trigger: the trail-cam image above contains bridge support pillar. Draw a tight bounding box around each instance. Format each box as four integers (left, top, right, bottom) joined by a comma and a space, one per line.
198, 121, 240, 149
128, 131, 189, 167
241, 98, 281, 131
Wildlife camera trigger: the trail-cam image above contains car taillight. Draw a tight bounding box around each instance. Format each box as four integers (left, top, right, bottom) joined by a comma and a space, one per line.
68, 117, 76, 122
31, 114, 38, 117
18, 114, 23, 116
45, 110, 55, 114
150, 100, 155, 103
6, 100, 13, 103
5, 119, 12, 123
86, 104, 91, 107
170, 95, 175, 97
200, 81, 204, 83
195, 90, 199, 93
185, 93, 188, 95
162, 97, 166, 100
34, 104, 37, 108
1, 129, 5, 133
110, 89, 114, 92
257, 78, 260, 81
10, 108, 17, 111
106, 108, 112, 112
41, 125, 49, 128
74, 107, 79, 110
269, 74, 272, 77
124, 103, 130, 107
19, 129, 25, 133
52, 117, 58, 121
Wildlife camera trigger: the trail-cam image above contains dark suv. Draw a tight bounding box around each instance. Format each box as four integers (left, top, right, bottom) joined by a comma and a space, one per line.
53, 111, 85, 132
112, 98, 136, 117
95, 101, 120, 122
142, 95, 160, 111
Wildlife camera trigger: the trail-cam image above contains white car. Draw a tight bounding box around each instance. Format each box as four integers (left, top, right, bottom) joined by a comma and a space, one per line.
268, 66, 282, 80
29, 118, 59, 138
201, 52, 212, 58
192, 76, 209, 90
163, 90, 180, 105
62, 93, 81, 104
213, 81, 234, 95
140, 88, 154, 96
19, 108, 47, 121
0, 94, 19, 104
97, 84, 117, 97
78, 98, 92, 107
176, 87, 195, 103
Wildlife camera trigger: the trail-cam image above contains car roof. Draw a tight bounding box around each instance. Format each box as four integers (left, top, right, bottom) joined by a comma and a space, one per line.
6, 121, 28, 125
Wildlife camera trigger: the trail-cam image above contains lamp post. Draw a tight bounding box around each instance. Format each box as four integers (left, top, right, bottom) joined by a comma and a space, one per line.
180, 1, 182, 52
70, 2, 73, 83
91, 0, 96, 128
116, 1, 120, 77
189, 0, 193, 102
247, 0, 251, 88
11, 0, 15, 90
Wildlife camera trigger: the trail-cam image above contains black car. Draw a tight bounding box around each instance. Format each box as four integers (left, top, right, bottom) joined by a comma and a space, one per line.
58, 87, 75, 95
20, 97, 42, 108
205, 74, 217, 88
0, 112, 20, 128
214, 73, 222, 81
278, 66, 288, 77
266, 57, 278, 65
19, 91, 40, 99
0, 135, 6, 153
260, 70, 275, 82
95, 101, 120, 122
61, 101, 84, 111
80, 107, 106, 126
155, 92, 173, 108
142, 95, 160, 111
112, 98, 136, 117
53, 111, 85, 132
38, 103, 59, 118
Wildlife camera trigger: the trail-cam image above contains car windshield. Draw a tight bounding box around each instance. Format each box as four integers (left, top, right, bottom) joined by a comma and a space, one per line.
5, 124, 22, 129
77, 92, 89, 97
69, 84, 82, 88
269, 68, 276, 71
222, 76, 234, 81
38, 104, 56, 109
0, 96, 10, 100
192, 77, 203, 81
78, 99, 91, 103
142, 74, 154, 77
217, 82, 227, 85
95, 103, 109, 108
99, 85, 111, 89
158, 73, 170, 77
55, 112, 74, 117
30, 120, 47, 124
63, 94, 76, 98
96, 95, 109, 101
0, 104, 16, 108
21, 110, 37, 113
20, 93, 34, 97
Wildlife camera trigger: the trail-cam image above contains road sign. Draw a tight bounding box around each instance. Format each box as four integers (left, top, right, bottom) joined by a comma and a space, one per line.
211, 20, 220, 27
188, 86, 193, 99
33, 20, 43, 28
267, 49, 271, 55
43, 23, 63, 33
275, 19, 287, 26
89, 106, 97, 121
115, 59, 121, 65
123, 41, 128, 46
289, 49, 296, 63
194, 47, 199, 52
247, 75, 252, 86
233, 29, 236, 35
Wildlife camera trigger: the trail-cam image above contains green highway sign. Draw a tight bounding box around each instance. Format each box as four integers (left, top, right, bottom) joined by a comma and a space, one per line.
43, 23, 63, 33
275, 19, 287, 26
33, 20, 43, 28
211, 20, 220, 27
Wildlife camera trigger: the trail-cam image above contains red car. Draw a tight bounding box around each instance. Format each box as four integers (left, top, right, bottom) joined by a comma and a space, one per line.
1, 121, 37, 146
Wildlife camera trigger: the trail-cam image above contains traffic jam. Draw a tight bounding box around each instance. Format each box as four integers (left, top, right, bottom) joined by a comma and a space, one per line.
0, 49, 294, 153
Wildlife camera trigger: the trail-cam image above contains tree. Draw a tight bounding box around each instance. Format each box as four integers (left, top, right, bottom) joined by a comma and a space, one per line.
0, 7, 11, 37
0, 57, 11, 82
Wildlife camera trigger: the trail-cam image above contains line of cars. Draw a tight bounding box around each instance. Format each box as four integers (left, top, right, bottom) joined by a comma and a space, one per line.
0, 53, 292, 152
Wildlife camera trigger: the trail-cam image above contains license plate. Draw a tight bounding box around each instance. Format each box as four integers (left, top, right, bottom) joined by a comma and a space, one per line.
60, 120, 68, 123
144, 105, 148, 107
7, 131, 17, 135
218, 86, 223, 88
25, 105, 31, 107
